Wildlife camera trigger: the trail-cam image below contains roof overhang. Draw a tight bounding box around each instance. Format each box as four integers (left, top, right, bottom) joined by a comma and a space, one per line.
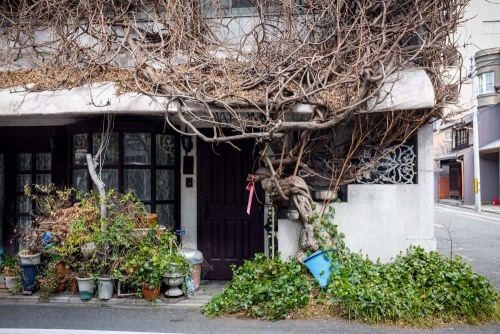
0, 82, 180, 119
365, 68, 435, 113
435, 147, 472, 161
480, 138, 500, 154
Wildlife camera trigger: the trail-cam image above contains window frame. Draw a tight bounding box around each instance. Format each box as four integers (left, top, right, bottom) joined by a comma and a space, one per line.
454, 129, 469, 148
68, 121, 180, 230
201, 0, 303, 17
444, 130, 452, 142
478, 71, 495, 95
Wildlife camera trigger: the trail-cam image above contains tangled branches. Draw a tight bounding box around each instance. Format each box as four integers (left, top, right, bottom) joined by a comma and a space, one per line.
0, 1, 468, 222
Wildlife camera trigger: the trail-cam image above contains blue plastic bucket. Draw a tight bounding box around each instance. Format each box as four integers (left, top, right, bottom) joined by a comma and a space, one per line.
21, 264, 40, 292
303, 250, 337, 289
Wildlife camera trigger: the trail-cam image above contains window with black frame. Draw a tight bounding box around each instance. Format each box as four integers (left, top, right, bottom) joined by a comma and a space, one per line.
70, 130, 179, 228
455, 129, 469, 148
201, 0, 299, 16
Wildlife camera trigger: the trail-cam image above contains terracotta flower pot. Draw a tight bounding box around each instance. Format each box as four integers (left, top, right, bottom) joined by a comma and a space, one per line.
54, 262, 67, 280
55, 280, 66, 293
69, 278, 79, 294
142, 283, 160, 301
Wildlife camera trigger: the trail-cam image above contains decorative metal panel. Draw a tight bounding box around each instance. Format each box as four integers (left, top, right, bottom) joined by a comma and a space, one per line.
73, 134, 89, 165
356, 145, 417, 184
93, 133, 119, 165
156, 134, 175, 166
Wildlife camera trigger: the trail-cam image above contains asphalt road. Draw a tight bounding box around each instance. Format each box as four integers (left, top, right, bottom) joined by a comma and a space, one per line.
434, 203, 500, 288
0, 303, 499, 334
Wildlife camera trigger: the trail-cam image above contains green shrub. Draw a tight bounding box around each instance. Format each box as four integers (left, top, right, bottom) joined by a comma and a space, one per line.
327, 245, 498, 324
202, 254, 311, 321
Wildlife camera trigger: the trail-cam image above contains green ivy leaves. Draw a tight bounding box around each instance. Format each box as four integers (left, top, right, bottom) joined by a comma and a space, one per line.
202, 254, 311, 321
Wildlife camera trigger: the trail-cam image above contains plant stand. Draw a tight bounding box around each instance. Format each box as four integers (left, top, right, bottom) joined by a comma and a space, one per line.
163, 272, 184, 297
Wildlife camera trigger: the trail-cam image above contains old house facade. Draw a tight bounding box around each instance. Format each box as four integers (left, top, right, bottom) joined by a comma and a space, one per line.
0, 0, 462, 278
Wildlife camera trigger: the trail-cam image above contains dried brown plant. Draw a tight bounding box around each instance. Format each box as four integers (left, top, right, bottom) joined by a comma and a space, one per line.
0, 0, 468, 225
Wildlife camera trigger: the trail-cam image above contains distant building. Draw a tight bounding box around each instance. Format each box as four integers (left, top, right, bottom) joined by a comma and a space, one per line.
434, 0, 500, 204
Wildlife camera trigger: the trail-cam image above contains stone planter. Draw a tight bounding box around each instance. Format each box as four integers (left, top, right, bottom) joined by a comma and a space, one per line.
163, 272, 184, 297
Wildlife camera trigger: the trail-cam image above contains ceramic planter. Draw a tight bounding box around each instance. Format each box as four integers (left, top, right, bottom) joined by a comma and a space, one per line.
76, 277, 95, 300
19, 252, 42, 265
97, 278, 114, 300
20, 264, 40, 292
5, 276, 19, 290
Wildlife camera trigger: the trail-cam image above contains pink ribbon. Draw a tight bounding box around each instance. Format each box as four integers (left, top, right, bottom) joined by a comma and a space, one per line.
246, 175, 255, 215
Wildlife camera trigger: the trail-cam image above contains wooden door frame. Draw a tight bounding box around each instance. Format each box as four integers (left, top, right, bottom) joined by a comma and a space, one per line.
196, 137, 264, 278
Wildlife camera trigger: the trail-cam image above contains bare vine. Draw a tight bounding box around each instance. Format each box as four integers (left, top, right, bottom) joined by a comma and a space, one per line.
0, 0, 468, 251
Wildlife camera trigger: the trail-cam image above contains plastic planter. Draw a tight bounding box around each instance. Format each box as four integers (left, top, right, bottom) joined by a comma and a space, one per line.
303, 250, 338, 289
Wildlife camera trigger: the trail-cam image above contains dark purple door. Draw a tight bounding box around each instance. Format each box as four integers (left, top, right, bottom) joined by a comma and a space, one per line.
198, 140, 263, 279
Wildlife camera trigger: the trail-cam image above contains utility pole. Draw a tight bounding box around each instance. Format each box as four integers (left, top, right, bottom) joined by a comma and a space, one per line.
470, 57, 481, 212
472, 107, 481, 212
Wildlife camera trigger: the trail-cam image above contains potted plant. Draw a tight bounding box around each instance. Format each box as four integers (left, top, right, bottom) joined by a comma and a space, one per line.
74, 257, 98, 301
163, 251, 191, 297
123, 242, 166, 301
2, 254, 21, 292
95, 259, 114, 300
37, 261, 59, 302
121, 227, 178, 301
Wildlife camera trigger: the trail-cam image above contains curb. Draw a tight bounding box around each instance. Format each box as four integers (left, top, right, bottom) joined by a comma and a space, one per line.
0, 291, 208, 309
436, 201, 500, 214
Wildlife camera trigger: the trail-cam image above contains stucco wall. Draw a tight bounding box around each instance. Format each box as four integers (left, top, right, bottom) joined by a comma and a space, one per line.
278, 124, 436, 262
180, 137, 198, 250
480, 156, 500, 202
463, 151, 474, 204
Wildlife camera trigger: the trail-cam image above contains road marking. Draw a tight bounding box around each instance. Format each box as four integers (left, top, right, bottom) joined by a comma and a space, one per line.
434, 223, 444, 228
435, 205, 500, 225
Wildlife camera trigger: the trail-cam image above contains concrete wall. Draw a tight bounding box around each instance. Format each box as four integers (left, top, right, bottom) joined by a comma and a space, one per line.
277, 124, 436, 262
480, 155, 500, 202
180, 137, 198, 250
478, 103, 500, 147
463, 151, 474, 204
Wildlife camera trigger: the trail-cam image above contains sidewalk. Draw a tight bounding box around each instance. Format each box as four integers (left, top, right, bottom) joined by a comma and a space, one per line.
0, 280, 226, 309
436, 199, 500, 214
